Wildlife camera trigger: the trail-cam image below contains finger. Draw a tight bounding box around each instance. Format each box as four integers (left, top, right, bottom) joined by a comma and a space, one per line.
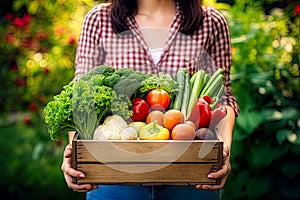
207, 166, 229, 180
63, 173, 98, 192
199, 183, 224, 191
73, 184, 98, 192
63, 165, 85, 178
195, 184, 202, 190
223, 146, 230, 158
208, 160, 231, 179
70, 183, 95, 192
64, 144, 73, 158
195, 174, 227, 191
61, 157, 85, 178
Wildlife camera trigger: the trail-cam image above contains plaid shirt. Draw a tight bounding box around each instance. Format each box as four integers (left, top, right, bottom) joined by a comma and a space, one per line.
75, 3, 240, 115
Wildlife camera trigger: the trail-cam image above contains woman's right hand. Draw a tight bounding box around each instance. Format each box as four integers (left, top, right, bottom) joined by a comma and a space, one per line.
61, 144, 98, 192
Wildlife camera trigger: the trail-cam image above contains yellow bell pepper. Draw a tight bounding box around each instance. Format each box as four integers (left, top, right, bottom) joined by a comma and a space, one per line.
140, 121, 170, 140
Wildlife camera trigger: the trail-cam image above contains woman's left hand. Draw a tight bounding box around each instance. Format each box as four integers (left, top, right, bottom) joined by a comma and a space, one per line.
195, 145, 231, 190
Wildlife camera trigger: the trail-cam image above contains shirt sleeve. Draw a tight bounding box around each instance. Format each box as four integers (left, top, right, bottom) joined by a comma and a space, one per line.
74, 5, 106, 79
208, 8, 240, 116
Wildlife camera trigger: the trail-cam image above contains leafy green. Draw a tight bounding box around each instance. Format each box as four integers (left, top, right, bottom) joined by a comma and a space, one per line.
44, 81, 75, 140
44, 66, 116, 140
72, 78, 114, 139
44, 66, 179, 140
138, 72, 179, 100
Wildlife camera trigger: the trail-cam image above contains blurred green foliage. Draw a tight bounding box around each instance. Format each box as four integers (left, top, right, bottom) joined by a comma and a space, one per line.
217, 1, 300, 199
0, 0, 97, 199
0, 0, 299, 200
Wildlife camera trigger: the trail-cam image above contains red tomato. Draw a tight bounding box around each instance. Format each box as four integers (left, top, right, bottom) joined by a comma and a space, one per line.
146, 89, 170, 110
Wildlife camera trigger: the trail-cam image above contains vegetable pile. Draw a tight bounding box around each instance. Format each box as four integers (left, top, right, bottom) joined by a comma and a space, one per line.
43, 65, 178, 140
44, 65, 227, 141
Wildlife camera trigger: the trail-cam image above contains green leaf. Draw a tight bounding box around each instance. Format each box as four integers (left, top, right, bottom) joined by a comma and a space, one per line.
236, 110, 263, 134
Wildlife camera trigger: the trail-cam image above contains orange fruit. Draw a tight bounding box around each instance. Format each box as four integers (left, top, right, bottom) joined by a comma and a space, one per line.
171, 123, 196, 140
185, 120, 196, 130
163, 109, 184, 131
146, 110, 164, 126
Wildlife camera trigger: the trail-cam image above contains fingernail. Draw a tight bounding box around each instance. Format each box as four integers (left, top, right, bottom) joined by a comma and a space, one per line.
79, 174, 85, 178
203, 185, 209, 190
223, 151, 227, 157
208, 174, 213, 178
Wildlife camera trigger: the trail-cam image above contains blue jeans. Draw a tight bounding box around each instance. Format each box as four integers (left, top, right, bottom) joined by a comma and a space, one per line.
86, 185, 220, 200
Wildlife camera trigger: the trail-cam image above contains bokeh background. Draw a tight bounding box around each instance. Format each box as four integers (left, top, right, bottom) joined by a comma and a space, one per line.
0, 0, 299, 199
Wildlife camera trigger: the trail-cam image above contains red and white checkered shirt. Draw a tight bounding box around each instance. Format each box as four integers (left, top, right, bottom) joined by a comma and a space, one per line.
75, 3, 240, 115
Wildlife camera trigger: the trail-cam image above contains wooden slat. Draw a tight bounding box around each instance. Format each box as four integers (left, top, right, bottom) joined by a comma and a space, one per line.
75, 140, 222, 163
72, 133, 223, 185
75, 163, 219, 185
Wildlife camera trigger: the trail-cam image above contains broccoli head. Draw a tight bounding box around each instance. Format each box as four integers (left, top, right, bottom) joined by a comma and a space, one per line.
86, 65, 115, 77
114, 68, 134, 77
113, 71, 146, 97
103, 73, 121, 88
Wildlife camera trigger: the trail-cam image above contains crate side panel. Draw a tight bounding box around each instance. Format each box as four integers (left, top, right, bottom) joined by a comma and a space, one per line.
75, 140, 220, 163
76, 163, 219, 185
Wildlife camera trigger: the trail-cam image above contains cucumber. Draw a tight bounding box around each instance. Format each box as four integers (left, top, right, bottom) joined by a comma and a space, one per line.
203, 74, 224, 97
200, 68, 223, 97
190, 71, 197, 87
211, 84, 225, 110
181, 73, 191, 119
186, 70, 206, 118
173, 68, 186, 110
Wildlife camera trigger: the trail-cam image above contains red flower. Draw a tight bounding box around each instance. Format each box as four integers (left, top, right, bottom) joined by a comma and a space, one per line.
23, 14, 31, 24
43, 67, 50, 74
13, 14, 31, 27
13, 17, 25, 27
28, 103, 38, 112
294, 4, 300, 15
68, 36, 76, 45
15, 77, 26, 86
23, 116, 32, 125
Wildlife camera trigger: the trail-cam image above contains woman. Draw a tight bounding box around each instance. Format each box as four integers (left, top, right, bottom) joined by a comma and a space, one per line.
61, 0, 239, 199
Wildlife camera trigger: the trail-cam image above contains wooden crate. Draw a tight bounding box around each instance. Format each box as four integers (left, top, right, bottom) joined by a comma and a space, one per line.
72, 133, 223, 185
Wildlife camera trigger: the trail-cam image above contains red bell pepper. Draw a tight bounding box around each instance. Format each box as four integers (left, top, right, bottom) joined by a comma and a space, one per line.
188, 95, 213, 129
131, 98, 150, 122
210, 106, 227, 128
